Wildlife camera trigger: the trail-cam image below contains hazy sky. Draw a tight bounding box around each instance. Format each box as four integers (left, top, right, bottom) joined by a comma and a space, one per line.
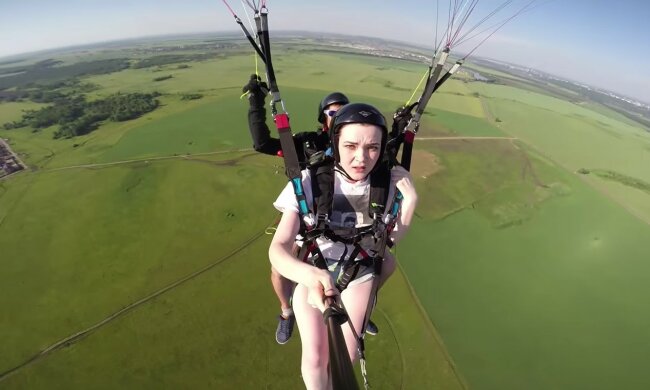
1, 0, 649, 103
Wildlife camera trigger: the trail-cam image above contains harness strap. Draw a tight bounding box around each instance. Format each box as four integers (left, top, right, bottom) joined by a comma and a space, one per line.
356, 265, 381, 390
335, 247, 371, 291
298, 223, 381, 292
297, 240, 328, 270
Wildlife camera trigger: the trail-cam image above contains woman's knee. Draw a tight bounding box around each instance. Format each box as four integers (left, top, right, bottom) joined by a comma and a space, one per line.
301, 348, 329, 372
271, 265, 281, 278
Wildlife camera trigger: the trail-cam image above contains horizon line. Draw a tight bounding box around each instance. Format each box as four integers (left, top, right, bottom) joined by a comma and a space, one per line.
1, 30, 648, 106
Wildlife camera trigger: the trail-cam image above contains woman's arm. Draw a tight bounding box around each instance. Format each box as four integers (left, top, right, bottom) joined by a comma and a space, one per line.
269, 210, 313, 283
389, 166, 418, 244
269, 210, 336, 310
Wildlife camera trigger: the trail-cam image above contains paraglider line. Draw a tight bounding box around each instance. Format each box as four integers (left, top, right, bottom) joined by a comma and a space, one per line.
452, 0, 515, 48
449, 0, 480, 45
463, 0, 537, 59
239, 0, 260, 74
242, 0, 257, 11
221, 0, 237, 17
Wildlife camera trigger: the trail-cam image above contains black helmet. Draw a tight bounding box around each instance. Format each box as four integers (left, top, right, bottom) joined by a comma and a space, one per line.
330, 103, 388, 165
317, 92, 349, 124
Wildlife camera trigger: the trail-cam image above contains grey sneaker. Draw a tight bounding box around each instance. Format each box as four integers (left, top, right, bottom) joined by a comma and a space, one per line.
366, 320, 379, 336
275, 314, 295, 344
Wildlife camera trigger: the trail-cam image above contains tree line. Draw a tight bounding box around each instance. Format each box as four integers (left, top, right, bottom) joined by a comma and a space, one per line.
0, 54, 222, 92
4, 92, 160, 139
0, 58, 130, 91
0, 79, 98, 103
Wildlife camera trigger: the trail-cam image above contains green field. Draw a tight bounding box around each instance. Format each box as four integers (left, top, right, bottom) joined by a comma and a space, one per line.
2, 37, 650, 389
472, 83, 650, 224
400, 139, 650, 389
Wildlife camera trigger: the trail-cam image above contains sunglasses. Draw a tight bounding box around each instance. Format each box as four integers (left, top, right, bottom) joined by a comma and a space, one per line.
323, 109, 338, 117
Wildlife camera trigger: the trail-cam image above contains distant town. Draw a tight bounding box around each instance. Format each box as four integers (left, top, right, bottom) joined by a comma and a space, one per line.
476, 58, 650, 111
285, 33, 650, 129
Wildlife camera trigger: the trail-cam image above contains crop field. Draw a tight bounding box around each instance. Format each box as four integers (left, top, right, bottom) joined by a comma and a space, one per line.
462, 63, 530, 83
0, 154, 278, 365
400, 166, 650, 389
2, 37, 650, 390
471, 83, 650, 224
399, 80, 650, 389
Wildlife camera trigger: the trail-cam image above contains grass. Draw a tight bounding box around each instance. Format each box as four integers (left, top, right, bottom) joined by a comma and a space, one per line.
0, 154, 283, 372
401, 144, 650, 389
419, 108, 505, 137
0, 101, 48, 124
410, 138, 528, 221
85, 57, 247, 99
94, 94, 250, 163
1, 234, 464, 389
471, 82, 650, 224
427, 82, 485, 118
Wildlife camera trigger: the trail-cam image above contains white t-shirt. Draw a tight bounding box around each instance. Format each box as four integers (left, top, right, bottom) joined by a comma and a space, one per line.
273, 169, 396, 285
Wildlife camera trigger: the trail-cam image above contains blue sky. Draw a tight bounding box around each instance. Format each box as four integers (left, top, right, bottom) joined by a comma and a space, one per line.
1, 0, 649, 102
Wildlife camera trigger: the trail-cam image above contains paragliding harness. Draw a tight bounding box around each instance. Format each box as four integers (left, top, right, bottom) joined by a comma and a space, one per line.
295, 159, 395, 293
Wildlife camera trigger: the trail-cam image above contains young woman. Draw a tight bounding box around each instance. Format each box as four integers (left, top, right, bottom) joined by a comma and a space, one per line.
269, 103, 418, 389
244, 74, 353, 344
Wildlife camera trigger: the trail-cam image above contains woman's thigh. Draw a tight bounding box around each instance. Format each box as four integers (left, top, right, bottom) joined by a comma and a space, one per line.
339, 277, 376, 361
293, 283, 328, 361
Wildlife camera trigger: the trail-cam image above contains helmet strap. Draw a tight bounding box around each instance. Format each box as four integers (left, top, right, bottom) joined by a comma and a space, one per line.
334, 163, 358, 182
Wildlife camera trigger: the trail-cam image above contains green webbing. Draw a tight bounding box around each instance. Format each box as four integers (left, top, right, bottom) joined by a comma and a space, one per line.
405, 68, 430, 106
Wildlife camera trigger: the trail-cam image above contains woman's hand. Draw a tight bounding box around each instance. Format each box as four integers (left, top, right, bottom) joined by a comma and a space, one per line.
305, 268, 338, 312
389, 165, 418, 244
392, 165, 418, 203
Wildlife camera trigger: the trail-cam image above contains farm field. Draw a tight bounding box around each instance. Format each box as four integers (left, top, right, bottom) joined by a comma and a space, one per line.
2, 36, 650, 389
471, 83, 650, 224
400, 139, 650, 389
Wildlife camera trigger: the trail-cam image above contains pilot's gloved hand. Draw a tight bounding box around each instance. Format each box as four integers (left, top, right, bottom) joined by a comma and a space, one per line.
242, 74, 269, 107
392, 103, 416, 135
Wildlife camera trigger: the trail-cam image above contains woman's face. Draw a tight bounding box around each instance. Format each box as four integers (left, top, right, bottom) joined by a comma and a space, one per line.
337, 123, 382, 181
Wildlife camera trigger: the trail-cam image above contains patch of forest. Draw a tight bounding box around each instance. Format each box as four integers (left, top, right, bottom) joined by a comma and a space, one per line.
4, 92, 160, 139
579, 168, 650, 194
0, 58, 130, 90
0, 78, 98, 103
0, 52, 233, 95
131, 53, 220, 69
